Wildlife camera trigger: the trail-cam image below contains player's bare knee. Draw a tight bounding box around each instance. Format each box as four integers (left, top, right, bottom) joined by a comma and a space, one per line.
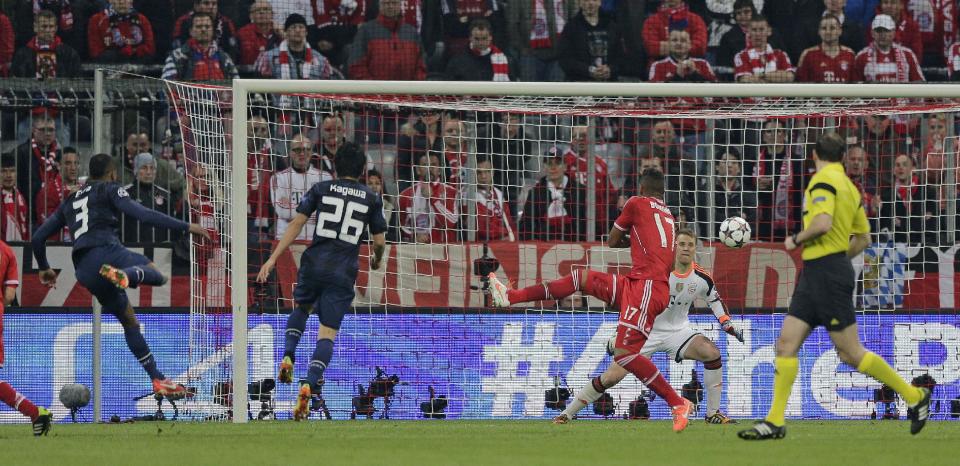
703, 344, 721, 362
774, 335, 800, 358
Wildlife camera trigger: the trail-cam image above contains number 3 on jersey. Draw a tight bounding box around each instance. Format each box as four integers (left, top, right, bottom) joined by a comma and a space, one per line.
72, 197, 90, 238
654, 213, 675, 249
316, 197, 368, 244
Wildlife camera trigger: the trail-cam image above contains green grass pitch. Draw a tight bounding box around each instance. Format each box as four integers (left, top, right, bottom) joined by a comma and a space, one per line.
1, 420, 956, 465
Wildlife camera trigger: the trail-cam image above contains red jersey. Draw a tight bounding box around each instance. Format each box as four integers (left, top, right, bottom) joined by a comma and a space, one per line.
946, 42, 960, 77
906, 0, 955, 62
562, 149, 615, 227
797, 45, 856, 83
236, 23, 281, 65
0, 239, 19, 367
853, 44, 924, 82
866, 11, 924, 58
248, 148, 274, 228
648, 56, 716, 82
613, 196, 675, 282
397, 181, 460, 243
466, 186, 516, 241
734, 44, 794, 79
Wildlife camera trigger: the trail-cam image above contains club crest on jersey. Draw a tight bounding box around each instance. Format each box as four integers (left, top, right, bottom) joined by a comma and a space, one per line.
676, 282, 684, 292
118, 187, 129, 198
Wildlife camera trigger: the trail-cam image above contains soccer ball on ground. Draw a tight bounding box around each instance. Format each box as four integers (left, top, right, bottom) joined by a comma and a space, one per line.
718, 216, 751, 248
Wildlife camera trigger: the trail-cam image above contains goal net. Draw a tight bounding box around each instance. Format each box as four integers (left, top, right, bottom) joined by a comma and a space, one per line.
165, 80, 960, 423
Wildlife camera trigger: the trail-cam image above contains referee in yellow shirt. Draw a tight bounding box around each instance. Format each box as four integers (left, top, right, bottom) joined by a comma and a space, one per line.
738, 132, 932, 440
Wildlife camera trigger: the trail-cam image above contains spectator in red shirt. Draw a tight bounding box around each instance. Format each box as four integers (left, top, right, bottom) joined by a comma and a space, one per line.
397, 152, 460, 243
0, 13, 12, 76
735, 15, 795, 83
172, 0, 238, 59
867, 0, 923, 58
312, 0, 368, 68
853, 14, 924, 82
465, 155, 516, 242
347, 0, 427, 80
904, 0, 955, 66
35, 146, 81, 240
236, 1, 281, 66
642, 0, 708, 60
0, 155, 29, 242
87, 0, 155, 63
797, 14, 857, 82
441, 117, 467, 186
649, 29, 716, 82
564, 125, 615, 230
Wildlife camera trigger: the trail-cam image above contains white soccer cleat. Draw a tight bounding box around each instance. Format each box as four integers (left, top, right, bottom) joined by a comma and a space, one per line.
487, 272, 511, 308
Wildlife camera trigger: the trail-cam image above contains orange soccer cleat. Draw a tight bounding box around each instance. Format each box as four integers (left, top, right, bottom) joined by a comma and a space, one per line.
152, 378, 187, 398
293, 384, 311, 421
100, 264, 130, 289
672, 399, 694, 432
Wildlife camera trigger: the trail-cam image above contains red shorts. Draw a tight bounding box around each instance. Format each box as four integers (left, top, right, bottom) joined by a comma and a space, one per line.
584, 271, 670, 354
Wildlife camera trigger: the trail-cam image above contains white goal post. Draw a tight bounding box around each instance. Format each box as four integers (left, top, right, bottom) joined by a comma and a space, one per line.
217, 80, 960, 424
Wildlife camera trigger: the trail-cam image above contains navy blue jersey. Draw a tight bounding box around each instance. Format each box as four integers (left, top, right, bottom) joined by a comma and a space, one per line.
297, 178, 387, 286
32, 181, 190, 270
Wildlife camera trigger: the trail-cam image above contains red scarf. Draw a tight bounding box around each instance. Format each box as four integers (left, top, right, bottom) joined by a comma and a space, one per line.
32, 138, 63, 196
0, 188, 28, 241
471, 44, 510, 81
187, 39, 226, 81
530, 0, 566, 49
26, 36, 62, 79
896, 175, 920, 214
755, 147, 793, 229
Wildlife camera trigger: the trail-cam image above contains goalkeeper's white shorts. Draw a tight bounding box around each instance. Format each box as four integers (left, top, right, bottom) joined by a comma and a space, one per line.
639, 325, 702, 363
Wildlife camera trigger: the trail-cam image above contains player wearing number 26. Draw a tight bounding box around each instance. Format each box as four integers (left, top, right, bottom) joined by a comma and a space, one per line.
31, 154, 211, 398
257, 142, 387, 421
739, 132, 933, 440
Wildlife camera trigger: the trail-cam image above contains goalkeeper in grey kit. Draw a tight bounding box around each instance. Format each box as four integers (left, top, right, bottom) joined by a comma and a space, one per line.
555, 228, 743, 424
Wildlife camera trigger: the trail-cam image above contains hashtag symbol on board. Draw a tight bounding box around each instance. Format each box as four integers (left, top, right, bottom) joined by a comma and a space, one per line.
481, 322, 565, 417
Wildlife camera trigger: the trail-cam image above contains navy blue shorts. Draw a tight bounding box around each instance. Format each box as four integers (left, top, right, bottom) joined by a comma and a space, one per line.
292, 270, 355, 330
74, 244, 151, 316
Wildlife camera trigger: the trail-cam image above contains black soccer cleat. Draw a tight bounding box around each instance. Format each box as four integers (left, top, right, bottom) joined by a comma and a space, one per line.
737, 421, 786, 440
32, 407, 52, 437
909, 387, 932, 435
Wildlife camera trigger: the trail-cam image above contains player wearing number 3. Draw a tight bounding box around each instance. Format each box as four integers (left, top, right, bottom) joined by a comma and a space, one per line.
490, 170, 694, 432
257, 143, 387, 420
31, 154, 211, 397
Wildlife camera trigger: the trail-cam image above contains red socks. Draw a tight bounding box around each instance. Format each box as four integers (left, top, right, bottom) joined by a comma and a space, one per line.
0, 381, 40, 421
506, 272, 580, 304
615, 353, 685, 408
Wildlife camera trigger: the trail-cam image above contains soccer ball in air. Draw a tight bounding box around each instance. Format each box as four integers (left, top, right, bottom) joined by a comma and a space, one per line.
718, 216, 751, 248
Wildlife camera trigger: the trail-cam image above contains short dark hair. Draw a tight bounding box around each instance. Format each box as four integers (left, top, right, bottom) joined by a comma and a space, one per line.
470, 18, 492, 33
815, 132, 846, 162
733, 0, 756, 14
89, 153, 115, 179
63, 146, 79, 156
334, 142, 366, 178
476, 153, 492, 165
1, 154, 16, 169
750, 14, 769, 25
191, 12, 215, 25
640, 169, 665, 197
676, 227, 697, 241
366, 168, 382, 181
821, 13, 842, 27
35, 9, 57, 23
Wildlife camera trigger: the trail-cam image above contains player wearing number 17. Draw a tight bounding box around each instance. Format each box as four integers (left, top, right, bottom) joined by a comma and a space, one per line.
489, 170, 694, 432
31, 154, 212, 397
256, 143, 387, 421
738, 133, 933, 440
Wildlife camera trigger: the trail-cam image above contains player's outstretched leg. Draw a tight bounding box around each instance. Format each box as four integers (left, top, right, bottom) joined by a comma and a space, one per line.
556, 365, 629, 424
115, 305, 185, 397
0, 381, 51, 436
829, 325, 932, 435
100, 263, 166, 289
614, 352, 693, 432
279, 305, 311, 384
489, 270, 583, 308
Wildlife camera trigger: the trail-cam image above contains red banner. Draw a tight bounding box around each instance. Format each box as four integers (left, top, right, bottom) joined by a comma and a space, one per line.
10, 242, 959, 310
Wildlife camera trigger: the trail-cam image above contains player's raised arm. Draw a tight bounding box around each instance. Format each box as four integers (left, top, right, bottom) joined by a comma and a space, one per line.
257, 212, 310, 283
31, 208, 67, 287
112, 187, 210, 241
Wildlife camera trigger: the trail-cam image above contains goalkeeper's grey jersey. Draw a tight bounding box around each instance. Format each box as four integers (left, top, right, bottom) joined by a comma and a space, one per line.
654, 263, 727, 333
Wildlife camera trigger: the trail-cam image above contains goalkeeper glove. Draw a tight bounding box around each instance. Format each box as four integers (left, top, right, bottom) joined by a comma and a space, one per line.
721, 319, 744, 343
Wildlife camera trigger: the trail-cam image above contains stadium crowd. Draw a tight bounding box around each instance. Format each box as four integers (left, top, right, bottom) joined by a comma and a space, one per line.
0, 0, 957, 256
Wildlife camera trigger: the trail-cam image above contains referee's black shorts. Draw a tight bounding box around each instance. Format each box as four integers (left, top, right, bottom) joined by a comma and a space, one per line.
787, 252, 856, 332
